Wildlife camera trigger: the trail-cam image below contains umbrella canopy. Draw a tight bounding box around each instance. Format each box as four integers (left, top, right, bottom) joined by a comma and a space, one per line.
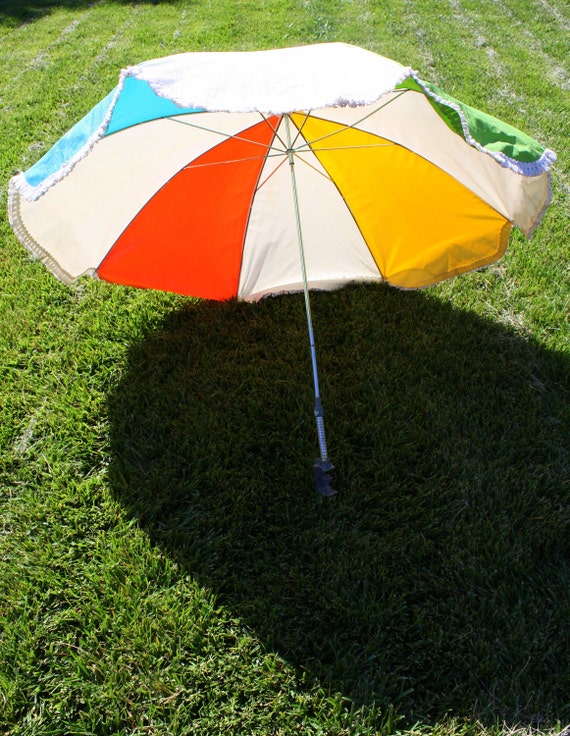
8, 42, 556, 494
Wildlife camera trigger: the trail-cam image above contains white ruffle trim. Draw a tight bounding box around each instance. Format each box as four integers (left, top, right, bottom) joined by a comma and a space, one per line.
12, 43, 412, 202
12, 79, 126, 203
11, 44, 556, 205
129, 43, 413, 114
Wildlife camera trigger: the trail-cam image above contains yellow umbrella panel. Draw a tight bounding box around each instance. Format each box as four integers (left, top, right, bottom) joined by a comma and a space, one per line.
291, 112, 511, 289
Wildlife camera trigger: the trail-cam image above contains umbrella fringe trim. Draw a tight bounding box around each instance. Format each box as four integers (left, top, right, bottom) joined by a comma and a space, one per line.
128, 44, 415, 115
410, 73, 557, 178
525, 173, 555, 238
10, 75, 128, 203
132, 68, 415, 115
12, 61, 417, 202
7, 182, 80, 285
10, 61, 556, 209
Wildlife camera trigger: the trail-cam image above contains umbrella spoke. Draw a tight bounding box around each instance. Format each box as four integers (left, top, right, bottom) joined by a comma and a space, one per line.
258, 112, 288, 150
307, 143, 396, 153
255, 154, 289, 192
166, 114, 287, 156
182, 151, 285, 171
289, 110, 313, 149
291, 89, 409, 152
293, 152, 334, 183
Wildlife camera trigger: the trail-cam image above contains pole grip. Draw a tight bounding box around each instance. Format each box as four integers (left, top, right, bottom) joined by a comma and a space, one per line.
314, 397, 328, 460
315, 415, 328, 461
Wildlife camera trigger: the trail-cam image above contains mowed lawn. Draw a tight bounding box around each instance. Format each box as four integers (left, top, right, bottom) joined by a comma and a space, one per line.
0, 1, 569, 734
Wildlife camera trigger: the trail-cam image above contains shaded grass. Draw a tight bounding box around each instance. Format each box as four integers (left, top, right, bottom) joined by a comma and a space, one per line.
2, 282, 568, 734
106, 286, 569, 724
0, 0, 569, 733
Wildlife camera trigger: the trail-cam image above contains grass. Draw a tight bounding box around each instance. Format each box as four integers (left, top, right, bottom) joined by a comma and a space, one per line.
0, 0, 569, 734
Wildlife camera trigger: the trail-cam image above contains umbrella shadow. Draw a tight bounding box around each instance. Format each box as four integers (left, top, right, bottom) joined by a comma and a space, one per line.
107, 283, 569, 729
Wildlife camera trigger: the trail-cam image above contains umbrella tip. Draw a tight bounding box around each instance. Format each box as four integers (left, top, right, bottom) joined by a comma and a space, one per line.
313, 458, 337, 497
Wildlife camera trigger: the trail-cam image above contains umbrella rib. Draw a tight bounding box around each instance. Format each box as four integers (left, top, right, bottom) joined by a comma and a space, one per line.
258, 112, 288, 150
165, 115, 287, 155
182, 151, 285, 171
292, 89, 409, 152
308, 143, 396, 152
293, 152, 335, 183
287, 145, 395, 188
255, 154, 289, 191
289, 110, 313, 149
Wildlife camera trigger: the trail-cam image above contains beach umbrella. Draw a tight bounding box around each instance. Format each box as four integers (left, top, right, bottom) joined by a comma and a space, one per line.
8, 43, 555, 495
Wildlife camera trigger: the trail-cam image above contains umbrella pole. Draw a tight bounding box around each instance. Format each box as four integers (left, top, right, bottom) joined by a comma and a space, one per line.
285, 115, 336, 497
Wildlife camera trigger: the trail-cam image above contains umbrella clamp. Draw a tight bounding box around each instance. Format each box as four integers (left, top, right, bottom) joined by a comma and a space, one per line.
313, 457, 336, 497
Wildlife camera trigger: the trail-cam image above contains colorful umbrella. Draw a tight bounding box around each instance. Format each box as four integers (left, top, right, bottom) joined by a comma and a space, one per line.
8, 43, 556, 495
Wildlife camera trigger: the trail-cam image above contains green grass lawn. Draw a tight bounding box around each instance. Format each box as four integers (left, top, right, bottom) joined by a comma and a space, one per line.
1, 1, 569, 734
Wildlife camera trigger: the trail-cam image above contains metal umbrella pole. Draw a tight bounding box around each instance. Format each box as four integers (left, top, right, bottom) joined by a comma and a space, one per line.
285, 114, 336, 497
